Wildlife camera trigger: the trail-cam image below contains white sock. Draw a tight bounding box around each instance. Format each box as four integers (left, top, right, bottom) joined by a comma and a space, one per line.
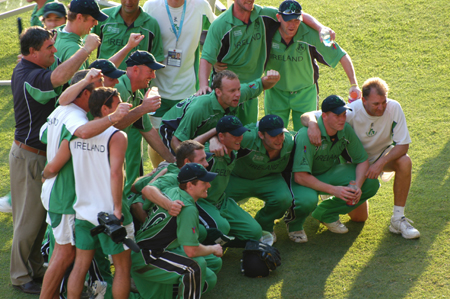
393, 206, 405, 219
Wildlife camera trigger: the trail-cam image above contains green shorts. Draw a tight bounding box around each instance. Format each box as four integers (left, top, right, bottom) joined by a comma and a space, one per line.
74, 219, 126, 256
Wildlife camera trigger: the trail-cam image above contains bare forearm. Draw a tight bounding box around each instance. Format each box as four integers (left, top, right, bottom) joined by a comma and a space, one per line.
194, 128, 216, 144
377, 144, 409, 167
199, 59, 212, 88
74, 117, 115, 139
142, 186, 172, 210
302, 12, 324, 31
355, 160, 369, 188
51, 49, 91, 88
111, 170, 124, 213
301, 112, 318, 127
295, 172, 336, 194
170, 136, 182, 154
340, 54, 358, 86
109, 42, 136, 67
142, 129, 176, 162
184, 244, 216, 258
114, 106, 146, 130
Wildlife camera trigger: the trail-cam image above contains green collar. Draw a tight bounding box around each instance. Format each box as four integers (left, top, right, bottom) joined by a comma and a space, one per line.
317, 116, 345, 142
223, 4, 263, 25
108, 5, 152, 27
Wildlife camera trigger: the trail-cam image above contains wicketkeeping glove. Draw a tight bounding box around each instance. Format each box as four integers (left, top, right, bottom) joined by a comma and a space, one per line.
244, 240, 281, 271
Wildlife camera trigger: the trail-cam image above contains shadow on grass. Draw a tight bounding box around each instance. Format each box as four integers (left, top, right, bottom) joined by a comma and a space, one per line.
345, 140, 450, 298
278, 219, 364, 299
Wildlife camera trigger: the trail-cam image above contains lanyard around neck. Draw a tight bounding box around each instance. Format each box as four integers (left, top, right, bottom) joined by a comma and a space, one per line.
164, 0, 186, 44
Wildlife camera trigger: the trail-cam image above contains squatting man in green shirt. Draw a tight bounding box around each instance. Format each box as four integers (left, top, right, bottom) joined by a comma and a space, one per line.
285, 95, 379, 243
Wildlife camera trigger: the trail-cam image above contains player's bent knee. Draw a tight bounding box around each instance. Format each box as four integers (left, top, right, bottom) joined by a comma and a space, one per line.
348, 201, 369, 222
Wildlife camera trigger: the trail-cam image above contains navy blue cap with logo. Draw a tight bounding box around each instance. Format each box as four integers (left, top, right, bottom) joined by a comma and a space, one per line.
278, 0, 302, 22
126, 50, 166, 70
69, 0, 108, 21
43, 1, 67, 18
89, 59, 126, 79
216, 115, 249, 137
258, 114, 288, 137
321, 95, 352, 115
178, 163, 217, 184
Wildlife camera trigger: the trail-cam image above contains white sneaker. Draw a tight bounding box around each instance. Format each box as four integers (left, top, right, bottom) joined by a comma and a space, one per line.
389, 216, 420, 239
0, 194, 12, 213
87, 280, 107, 299
288, 230, 308, 243
323, 220, 348, 234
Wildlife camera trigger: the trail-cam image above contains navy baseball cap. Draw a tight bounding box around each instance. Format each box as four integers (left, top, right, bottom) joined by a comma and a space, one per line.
258, 115, 288, 137
43, 1, 67, 18
278, 0, 302, 22
178, 163, 217, 184
69, 0, 108, 22
89, 59, 125, 79
126, 50, 166, 70
321, 95, 352, 114
216, 115, 249, 137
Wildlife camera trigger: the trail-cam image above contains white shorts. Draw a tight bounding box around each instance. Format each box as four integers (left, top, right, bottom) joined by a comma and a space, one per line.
123, 222, 135, 251
47, 213, 75, 246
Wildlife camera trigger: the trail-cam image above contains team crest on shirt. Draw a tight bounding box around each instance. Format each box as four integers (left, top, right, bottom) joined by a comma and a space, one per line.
192, 227, 196, 234
272, 42, 280, 49
366, 128, 377, 137
106, 26, 120, 34
254, 19, 260, 30
296, 43, 306, 53
233, 30, 243, 37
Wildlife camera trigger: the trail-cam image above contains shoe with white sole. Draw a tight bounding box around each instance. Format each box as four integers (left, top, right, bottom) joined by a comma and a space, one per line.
322, 220, 348, 234
288, 230, 308, 243
87, 280, 107, 299
0, 193, 12, 213
389, 216, 420, 239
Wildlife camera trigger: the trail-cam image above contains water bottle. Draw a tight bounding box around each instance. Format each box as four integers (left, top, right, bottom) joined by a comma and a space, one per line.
346, 180, 358, 206
320, 28, 333, 47
146, 86, 159, 116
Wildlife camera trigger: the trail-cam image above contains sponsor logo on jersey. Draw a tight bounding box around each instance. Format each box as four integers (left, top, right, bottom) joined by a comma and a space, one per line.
106, 26, 120, 34
252, 154, 265, 162
366, 128, 377, 137
272, 42, 280, 49
233, 30, 242, 37
192, 227, 196, 234
249, 84, 256, 89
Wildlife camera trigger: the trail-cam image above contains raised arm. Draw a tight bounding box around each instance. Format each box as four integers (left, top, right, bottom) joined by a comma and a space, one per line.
109, 33, 144, 68
302, 12, 336, 41
73, 103, 131, 139
51, 34, 101, 88
58, 68, 103, 106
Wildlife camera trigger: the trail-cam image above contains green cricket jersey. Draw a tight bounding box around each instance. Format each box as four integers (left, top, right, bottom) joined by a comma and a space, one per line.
160, 79, 264, 142
53, 25, 89, 70
136, 187, 200, 255
292, 116, 368, 175
266, 23, 346, 92
92, 5, 164, 70
30, 0, 54, 27
232, 125, 294, 179
201, 4, 277, 84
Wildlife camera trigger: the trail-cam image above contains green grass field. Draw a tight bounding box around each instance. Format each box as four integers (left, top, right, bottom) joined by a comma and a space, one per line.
1, 0, 450, 298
